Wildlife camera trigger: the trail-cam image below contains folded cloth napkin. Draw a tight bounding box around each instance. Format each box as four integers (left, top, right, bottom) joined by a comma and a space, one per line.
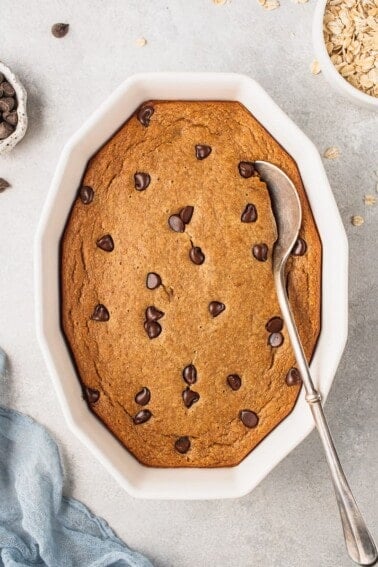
0, 348, 153, 567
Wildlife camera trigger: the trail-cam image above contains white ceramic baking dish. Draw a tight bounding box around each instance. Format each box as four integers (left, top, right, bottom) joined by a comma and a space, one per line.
35, 73, 348, 500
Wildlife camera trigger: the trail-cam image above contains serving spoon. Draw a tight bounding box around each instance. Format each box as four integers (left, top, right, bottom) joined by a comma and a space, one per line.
254, 160, 377, 566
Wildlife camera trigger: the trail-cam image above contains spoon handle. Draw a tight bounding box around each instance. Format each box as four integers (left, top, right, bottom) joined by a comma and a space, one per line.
310, 402, 377, 566
276, 270, 377, 566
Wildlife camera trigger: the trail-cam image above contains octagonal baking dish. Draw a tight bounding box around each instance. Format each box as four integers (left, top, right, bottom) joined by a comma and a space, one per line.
35, 73, 348, 499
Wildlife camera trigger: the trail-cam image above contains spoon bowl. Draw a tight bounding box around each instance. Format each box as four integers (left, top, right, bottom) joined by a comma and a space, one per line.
254, 160, 302, 273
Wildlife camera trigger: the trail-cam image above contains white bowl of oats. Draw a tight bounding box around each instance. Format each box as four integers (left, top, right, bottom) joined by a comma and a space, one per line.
313, 0, 378, 110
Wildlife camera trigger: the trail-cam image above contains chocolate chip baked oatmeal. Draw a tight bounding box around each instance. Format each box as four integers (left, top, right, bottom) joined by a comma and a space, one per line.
60, 100, 321, 467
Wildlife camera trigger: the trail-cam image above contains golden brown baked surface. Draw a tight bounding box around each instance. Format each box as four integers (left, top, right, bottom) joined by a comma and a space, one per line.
61, 100, 321, 468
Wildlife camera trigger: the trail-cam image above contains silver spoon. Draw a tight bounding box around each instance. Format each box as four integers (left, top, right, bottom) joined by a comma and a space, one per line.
254, 160, 377, 566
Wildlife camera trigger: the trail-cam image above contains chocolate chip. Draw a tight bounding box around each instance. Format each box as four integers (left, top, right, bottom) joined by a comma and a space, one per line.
292, 237, 307, 256
137, 105, 154, 126
85, 387, 100, 404
3, 111, 18, 126
133, 409, 152, 424
51, 23, 69, 38
209, 301, 225, 317
168, 214, 185, 233
145, 305, 164, 321
79, 185, 94, 204
134, 172, 151, 191
195, 144, 212, 160
0, 73, 4, 83
252, 243, 268, 262
268, 332, 284, 347
179, 206, 194, 224
144, 320, 162, 339
135, 387, 151, 405
1, 82, 15, 96
91, 304, 109, 322
0, 97, 15, 112
96, 234, 114, 252
266, 316, 283, 333
189, 246, 205, 265
0, 121, 13, 139
238, 161, 256, 178
227, 374, 241, 391
175, 436, 191, 454
182, 387, 200, 408
241, 203, 257, 223
146, 272, 162, 289
286, 368, 302, 386
183, 364, 197, 385
0, 178, 10, 192
240, 410, 259, 428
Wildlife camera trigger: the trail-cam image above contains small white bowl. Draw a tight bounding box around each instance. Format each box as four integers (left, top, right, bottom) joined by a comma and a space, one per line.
313, 0, 378, 110
35, 73, 348, 499
0, 60, 28, 154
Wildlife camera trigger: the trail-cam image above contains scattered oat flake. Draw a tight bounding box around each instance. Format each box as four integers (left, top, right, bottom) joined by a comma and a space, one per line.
351, 215, 364, 226
213, 0, 227, 4
135, 37, 147, 47
324, 146, 341, 159
310, 59, 321, 74
364, 194, 377, 205
263, 0, 280, 9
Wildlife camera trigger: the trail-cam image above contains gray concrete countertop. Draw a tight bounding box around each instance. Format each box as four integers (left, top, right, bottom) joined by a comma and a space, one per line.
0, 1, 377, 566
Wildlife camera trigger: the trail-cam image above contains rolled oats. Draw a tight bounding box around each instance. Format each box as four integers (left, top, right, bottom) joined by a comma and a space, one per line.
323, 0, 378, 97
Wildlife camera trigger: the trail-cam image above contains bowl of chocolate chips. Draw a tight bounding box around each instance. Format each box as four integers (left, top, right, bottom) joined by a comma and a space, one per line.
0, 60, 27, 154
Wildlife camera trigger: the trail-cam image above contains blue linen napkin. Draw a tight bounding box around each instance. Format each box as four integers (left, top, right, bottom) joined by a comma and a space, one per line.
0, 348, 153, 567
